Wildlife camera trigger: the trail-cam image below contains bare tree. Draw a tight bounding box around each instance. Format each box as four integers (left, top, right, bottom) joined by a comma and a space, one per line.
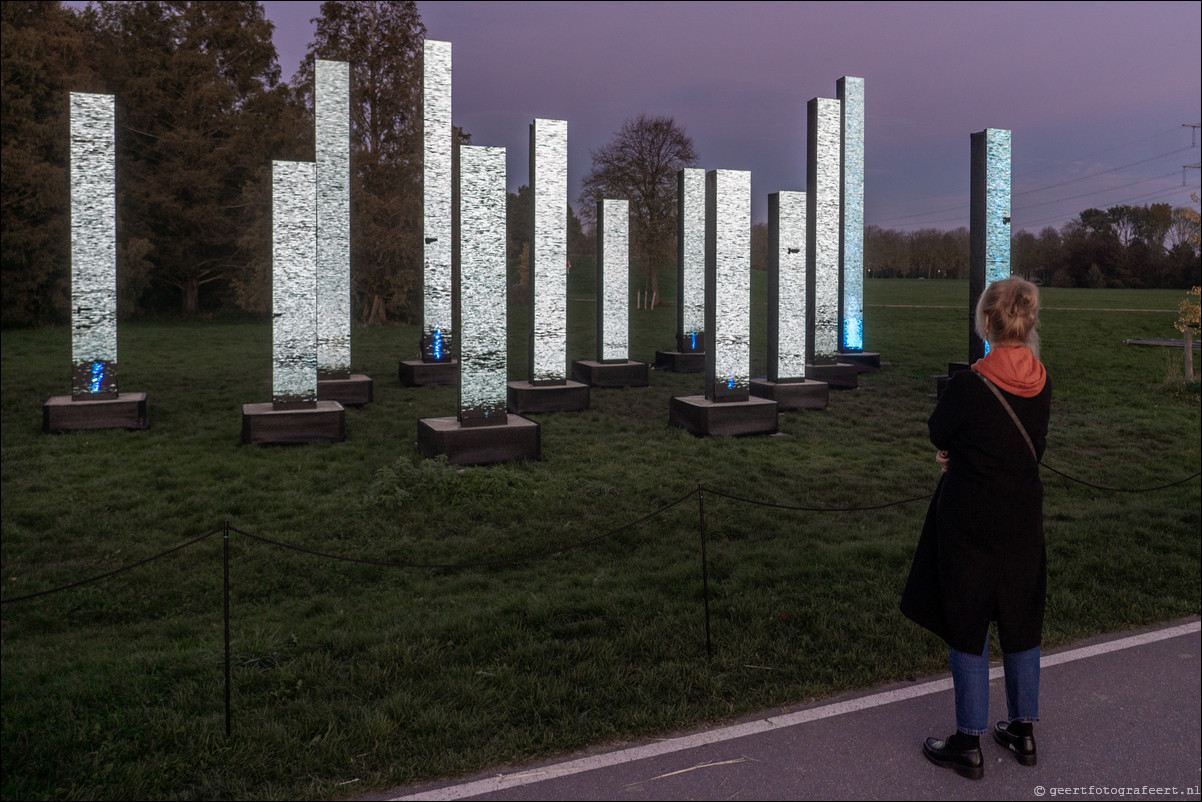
579, 114, 697, 301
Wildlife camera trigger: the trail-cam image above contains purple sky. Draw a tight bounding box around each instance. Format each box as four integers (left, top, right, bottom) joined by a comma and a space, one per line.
272, 2, 1200, 231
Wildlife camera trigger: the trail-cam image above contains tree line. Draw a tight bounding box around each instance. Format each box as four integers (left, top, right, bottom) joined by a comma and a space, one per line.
858, 202, 1199, 288
3, 2, 1196, 329
2, 0, 426, 326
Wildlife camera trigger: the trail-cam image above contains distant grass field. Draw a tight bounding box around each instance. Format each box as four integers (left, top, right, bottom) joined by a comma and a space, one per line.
2, 276, 1198, 800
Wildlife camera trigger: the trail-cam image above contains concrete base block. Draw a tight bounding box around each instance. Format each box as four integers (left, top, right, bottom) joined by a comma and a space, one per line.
571, 360, 650, 388
317, 374, 373, 407
839, 351, 882, 372
417, 414, 540, 465
805, 362, 859, 390
507, 380, 590, 414
749, 378, 829, 410
669, 394, 778, 437
43, 392, 149, 433
399, 359, 459, 387
241, 400, 345, 445
654, 350, 705, 373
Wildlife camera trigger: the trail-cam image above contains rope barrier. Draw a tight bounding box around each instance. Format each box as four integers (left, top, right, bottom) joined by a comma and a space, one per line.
229, 487, 695, 570
1039, 463, 1201, 493
1, 465, 1196, 606
703, 487, 935, 512
0, 528, 222, 605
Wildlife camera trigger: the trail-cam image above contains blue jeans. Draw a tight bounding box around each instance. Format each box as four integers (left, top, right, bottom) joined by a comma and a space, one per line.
949, 633, 1040, 736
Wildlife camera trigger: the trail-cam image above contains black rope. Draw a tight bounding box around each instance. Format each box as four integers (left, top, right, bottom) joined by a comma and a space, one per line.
228, 488, 697, 570
0, 528, 223, 605
703, 487, 935, 512
1039, 463, 1201, 493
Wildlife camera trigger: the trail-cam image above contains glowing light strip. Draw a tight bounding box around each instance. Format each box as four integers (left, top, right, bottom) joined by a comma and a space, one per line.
838, 76, 865, 351
423, 40, 454, 356
458, 146, 508, 420
598, 199, 630, 361
316, 59, 351, 378
70, 92, 118, 397
272, 161, 318, 407
705, 169, 751, 398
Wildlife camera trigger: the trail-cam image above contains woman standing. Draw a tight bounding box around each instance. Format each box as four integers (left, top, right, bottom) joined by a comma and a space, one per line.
901, 276, 1052, 780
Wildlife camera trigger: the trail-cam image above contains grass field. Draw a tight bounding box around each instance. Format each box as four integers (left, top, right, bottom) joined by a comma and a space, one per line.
2, 276, 1198, 800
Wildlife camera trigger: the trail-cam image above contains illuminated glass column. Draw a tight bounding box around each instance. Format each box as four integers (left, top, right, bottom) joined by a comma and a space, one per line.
422, 39, 453, 363
969, 128, 1012, 362
70, 92, 118, 400
669, 169, 775, 435
509, 119, 588, 412
458, 145, 508, 424
272, 161, 318, 410
838, 76, 865, 352
807, 97, 842, 364
768, 191, 808, 381
417, 144, 539, 463
315, 59, 350, 380
598, 198, 630, 361
678, 167, 706, 353
705, 169, 751, 402
529, 118, 568, 384
44, 91, 149, 432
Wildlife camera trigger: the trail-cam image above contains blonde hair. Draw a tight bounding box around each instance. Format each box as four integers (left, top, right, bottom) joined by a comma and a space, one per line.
975, 277, 1041, 358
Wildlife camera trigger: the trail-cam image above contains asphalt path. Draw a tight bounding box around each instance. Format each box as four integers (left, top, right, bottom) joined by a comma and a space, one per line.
376, 617, 1201, 802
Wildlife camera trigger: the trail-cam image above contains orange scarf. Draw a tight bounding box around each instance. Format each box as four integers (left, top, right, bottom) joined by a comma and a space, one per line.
972, 346, 1046, 397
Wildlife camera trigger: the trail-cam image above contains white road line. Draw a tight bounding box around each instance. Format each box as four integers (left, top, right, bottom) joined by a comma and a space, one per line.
391, 620, 1200, 801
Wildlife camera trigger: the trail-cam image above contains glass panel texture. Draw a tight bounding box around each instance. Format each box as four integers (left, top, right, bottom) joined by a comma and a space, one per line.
70, 93, 118, 396
272, 161, 318, 405
316, 60, 351, 376
459, 146, 508, 419
812, 97, 841, 360
423, 40, 454, 347
839, 76, 865, 350
680, 168, 706, 338
531, 119, 568, 381
600, 199, 629, 360
711, 170, 751, 391
776, 190, 807, 378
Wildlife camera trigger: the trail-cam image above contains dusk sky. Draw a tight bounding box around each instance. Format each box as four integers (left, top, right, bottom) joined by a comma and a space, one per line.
263, 1, 1201, 232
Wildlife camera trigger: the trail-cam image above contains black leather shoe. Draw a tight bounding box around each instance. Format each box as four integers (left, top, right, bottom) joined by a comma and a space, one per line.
994, 720, 1037, 765
923, 735, 984, 780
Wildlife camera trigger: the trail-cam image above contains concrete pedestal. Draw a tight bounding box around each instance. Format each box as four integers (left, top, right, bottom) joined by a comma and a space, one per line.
571, 360, 650, 388
839, 351, 882, 372
654, 350, 705, 373
399, 359, 459, 387
241, 400, 345, 445
805, 362, 859, 390
669, 395, 778, 437
507, 380, 590, 414
317, 374, 373, 407
750, 379, 829, 411
43, 392, 149, 433
417, 414, 540, 465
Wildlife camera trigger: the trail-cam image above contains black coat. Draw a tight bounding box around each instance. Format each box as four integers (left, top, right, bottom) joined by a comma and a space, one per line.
900, 368, 1052, 654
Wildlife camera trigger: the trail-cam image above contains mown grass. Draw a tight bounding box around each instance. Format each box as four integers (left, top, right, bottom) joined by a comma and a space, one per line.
2, 276, 1199, 800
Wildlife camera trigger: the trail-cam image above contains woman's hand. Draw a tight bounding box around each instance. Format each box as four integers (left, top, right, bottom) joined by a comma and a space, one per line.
935, 450, 949, 473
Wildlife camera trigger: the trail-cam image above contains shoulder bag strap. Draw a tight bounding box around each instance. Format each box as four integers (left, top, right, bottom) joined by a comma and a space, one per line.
976, 372, 1038, 462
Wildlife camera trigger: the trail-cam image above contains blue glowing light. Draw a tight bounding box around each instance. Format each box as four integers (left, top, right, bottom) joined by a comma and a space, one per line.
727, 378, 736, 390
432, 329, 443, 361
690, 332, 698, 351
843, 317, 863, 351
90, 361, 105, 393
